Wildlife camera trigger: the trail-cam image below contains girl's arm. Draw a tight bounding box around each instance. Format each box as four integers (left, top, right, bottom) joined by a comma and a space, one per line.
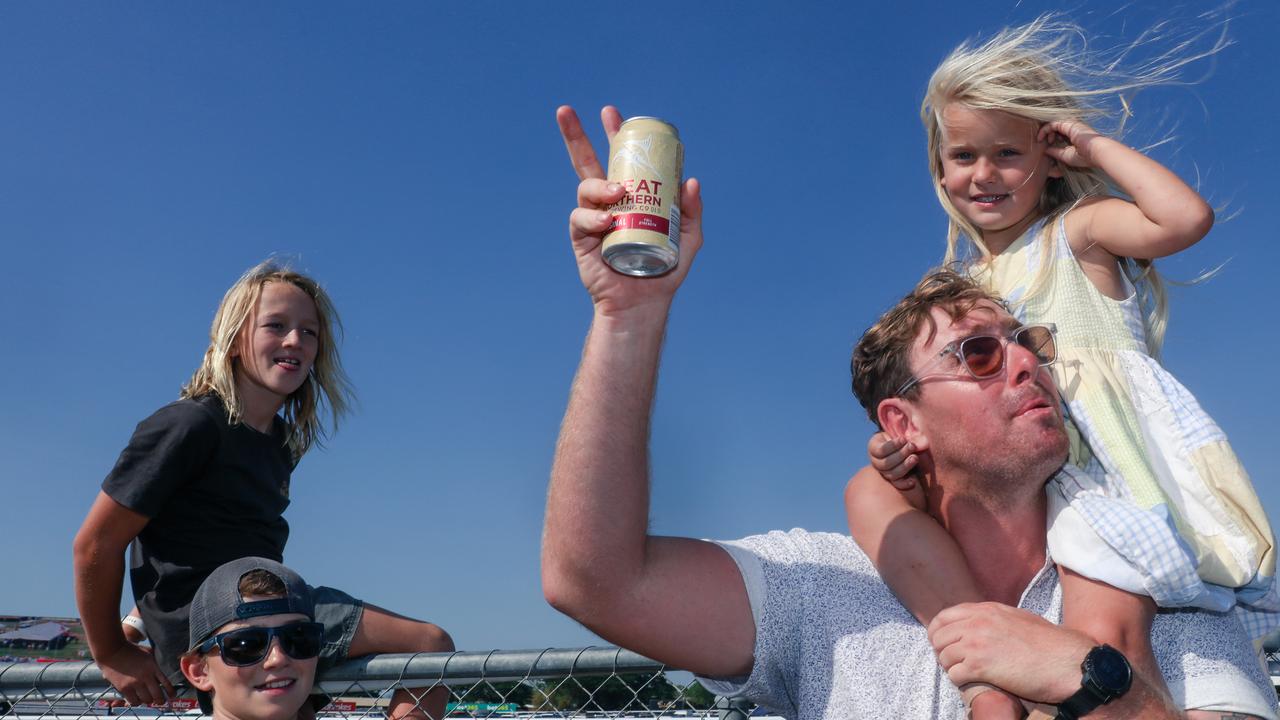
1042, 120, 1214, 259
848, 456, 1028, 714
867, 432, 922, 497
845, 466, 982, 624
73, 491, 174, 705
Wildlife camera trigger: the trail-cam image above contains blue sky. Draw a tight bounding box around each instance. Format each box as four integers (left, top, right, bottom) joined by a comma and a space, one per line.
2, 1, 1277, 652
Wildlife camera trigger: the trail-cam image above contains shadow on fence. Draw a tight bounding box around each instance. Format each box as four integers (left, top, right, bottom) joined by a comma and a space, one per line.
0, 647, 756, 719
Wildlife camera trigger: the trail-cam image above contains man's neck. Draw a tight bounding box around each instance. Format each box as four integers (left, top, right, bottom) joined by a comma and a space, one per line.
925, 470, 1049, 606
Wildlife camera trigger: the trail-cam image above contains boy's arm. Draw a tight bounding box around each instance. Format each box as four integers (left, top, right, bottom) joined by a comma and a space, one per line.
1042, 120, 1213, 260
845, 466, 982, 625
542, 106, 755, 679
73, 490, 174, 705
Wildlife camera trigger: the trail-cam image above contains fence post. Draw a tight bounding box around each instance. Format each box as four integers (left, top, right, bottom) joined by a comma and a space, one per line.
715, 695, 751, 720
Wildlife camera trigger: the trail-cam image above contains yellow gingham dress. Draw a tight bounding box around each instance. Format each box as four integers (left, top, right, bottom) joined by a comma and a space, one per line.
974, 214, 1276, 638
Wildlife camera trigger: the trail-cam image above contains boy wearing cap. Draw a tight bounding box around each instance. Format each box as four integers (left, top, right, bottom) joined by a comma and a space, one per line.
180, 558, 323, 720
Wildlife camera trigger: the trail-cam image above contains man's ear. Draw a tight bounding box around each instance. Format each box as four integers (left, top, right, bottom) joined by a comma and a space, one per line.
1047, 156, 1064, 179
876, 398, 930, 452
180, 653, 214, 693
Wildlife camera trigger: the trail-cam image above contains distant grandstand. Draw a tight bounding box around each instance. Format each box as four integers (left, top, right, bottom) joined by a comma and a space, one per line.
0, 615, 86, 661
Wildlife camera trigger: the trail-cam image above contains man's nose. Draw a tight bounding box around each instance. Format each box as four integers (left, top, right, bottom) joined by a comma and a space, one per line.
1006, 340, 1041, 386
282, 329, 302, 347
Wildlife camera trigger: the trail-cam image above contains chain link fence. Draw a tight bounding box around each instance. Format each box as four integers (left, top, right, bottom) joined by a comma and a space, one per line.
0, 647, 758, 719
6, 644, 1277, 718
1267, 648, 1280, 700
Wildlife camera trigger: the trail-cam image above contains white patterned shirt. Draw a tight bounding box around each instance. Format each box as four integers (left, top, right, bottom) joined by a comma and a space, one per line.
697, 529, 1277, 719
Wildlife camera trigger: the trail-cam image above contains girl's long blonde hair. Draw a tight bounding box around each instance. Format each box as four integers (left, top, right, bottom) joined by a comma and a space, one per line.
182, 260, 355, 461
921, 13, 1229, 353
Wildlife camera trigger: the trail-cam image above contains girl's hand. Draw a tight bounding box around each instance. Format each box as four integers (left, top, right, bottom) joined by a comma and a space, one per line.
1039, 120, 1104, 169
99, 642, 174, 707
868, 432, 918, 491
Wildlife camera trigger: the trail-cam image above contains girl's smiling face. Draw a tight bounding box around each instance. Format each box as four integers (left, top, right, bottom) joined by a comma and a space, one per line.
938, 104, 1060, 252
232, 281, 320, 421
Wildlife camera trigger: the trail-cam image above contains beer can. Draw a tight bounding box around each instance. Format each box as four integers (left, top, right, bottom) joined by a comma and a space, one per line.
602, 117, 684, 276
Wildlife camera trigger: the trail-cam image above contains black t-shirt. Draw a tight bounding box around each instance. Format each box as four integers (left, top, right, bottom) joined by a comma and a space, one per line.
102, 395, 294, 677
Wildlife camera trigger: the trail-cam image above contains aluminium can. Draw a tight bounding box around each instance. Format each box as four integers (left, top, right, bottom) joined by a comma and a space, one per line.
602, 117, 684, 277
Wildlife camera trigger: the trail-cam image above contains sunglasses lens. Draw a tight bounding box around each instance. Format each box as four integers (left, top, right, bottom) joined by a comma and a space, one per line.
1017, 326, 1055, 363
960, 336, 1004, 377
279, 623, 323, 660
220, 628, 271, 666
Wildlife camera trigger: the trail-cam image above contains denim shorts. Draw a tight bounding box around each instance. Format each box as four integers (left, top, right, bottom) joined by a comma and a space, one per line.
311, 585, 364, 673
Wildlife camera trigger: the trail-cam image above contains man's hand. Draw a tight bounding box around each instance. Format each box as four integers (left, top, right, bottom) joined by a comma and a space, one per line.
545, 105, 755, 678
98, 641, 174, 707
557, 105, 703, 321
928, 602, 1092, 704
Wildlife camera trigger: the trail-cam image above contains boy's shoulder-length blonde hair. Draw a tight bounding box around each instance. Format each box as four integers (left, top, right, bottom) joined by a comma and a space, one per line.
182, 260, 355, 461
921, 12, 1229, 354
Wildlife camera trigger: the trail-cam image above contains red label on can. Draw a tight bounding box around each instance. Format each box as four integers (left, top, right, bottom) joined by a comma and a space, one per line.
607, 213, 670, 235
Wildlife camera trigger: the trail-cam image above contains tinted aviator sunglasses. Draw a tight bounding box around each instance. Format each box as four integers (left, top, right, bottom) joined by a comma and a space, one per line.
895, 323, 1057, 397
197, 621, 324, 667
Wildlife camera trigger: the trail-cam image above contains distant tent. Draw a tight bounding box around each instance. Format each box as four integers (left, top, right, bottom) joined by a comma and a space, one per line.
0, 622, 71, 650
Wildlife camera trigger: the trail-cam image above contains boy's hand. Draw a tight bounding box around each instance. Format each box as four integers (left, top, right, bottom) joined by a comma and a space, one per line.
868, 432, 919, 490
99, 641, 174, 707
1039, 120, 1104, 169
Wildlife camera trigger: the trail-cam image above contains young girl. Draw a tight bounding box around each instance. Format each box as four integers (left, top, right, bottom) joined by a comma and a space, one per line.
844, 16, 1277, 718
73, 260, 452, 718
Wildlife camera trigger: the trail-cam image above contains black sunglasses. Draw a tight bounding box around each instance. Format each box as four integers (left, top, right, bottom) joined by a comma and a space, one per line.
197, 621, 324, 667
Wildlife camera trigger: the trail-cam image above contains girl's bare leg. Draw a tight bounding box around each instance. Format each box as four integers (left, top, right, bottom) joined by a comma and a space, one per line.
349, 605, 455, 720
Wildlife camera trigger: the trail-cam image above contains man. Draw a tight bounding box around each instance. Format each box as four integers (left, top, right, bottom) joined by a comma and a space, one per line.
541, 105, 1277, 718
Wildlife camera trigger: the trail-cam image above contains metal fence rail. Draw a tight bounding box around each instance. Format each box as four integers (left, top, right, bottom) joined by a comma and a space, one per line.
0, 647, 753, 719
7, 645, 1276, 718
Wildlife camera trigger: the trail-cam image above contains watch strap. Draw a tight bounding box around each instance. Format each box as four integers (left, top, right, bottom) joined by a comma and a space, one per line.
1054, 645, 1132, 720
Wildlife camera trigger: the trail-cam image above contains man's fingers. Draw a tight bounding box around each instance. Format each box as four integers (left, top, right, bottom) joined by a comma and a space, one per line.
577, 178, 625, 210
569, 207, 613, 249
557, 106, 605, 181
673, 178, 704, 263
601, 106, 623, 140
680, 178, 702, 225
927, 613, 962, 653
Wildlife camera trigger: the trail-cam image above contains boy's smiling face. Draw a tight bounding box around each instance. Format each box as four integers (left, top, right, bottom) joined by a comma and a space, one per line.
182, 611, 317, 720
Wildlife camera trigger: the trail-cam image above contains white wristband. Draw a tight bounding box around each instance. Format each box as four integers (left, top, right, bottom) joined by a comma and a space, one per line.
120, 614, 147, 639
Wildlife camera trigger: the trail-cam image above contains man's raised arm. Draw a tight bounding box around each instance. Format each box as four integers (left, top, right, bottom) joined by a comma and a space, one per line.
541, 106, 755, 678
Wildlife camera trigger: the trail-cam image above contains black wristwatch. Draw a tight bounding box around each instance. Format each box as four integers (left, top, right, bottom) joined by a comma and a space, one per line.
1055, 644, 1133, 719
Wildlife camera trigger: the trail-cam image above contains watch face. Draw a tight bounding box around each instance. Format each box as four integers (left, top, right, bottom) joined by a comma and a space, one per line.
1089, 646, 1132, 692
